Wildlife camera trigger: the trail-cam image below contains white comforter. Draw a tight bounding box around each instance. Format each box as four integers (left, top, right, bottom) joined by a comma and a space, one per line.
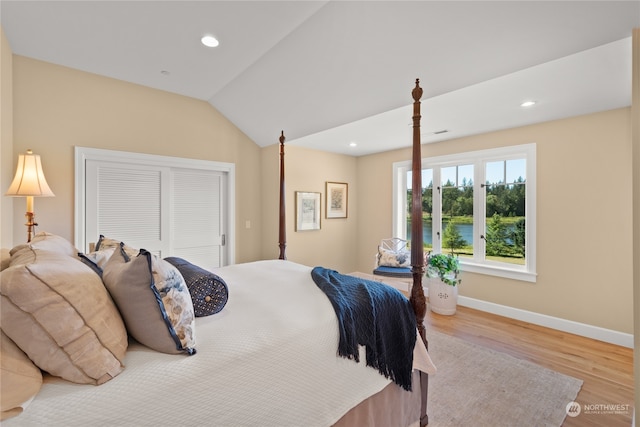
7, 260, 435, 427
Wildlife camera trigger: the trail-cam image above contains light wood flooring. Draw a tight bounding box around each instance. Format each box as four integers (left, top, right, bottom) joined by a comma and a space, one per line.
422, 304, 634, 427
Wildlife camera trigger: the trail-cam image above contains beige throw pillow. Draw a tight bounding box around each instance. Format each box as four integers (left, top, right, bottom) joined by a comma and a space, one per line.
0, 331, 43, 421
29, 231, 79, 257
0, 248, 10, 271
0, 246, 128, 384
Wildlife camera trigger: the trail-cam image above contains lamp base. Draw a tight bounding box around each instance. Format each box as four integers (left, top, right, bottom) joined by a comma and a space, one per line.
25, 211, 38, 243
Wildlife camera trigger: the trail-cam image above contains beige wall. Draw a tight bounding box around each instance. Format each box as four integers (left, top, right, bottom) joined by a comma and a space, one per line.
261, 143, 358, 273
6, 38, 634, 336
1, 28, 13, 248
11, 56, 263, 263
357, 108, 633, 334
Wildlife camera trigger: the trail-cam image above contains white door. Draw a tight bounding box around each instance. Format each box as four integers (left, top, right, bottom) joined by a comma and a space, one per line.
77, 147, 234, 270
170, 168, 227, 269
85, 161, 168, 256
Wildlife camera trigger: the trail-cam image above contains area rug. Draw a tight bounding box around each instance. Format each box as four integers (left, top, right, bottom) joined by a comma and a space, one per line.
426, 330, 583, 427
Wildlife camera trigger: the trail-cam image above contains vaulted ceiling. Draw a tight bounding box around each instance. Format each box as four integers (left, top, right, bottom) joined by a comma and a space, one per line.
2, 1, 639, 156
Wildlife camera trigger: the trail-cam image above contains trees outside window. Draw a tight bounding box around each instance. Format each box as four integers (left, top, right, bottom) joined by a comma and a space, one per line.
395, 144, 536, 282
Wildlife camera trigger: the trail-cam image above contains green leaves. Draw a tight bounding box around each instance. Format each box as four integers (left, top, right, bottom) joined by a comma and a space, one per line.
427, 253, 461, 287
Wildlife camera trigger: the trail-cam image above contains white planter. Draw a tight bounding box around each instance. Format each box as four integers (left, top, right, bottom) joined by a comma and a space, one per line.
427, 276, 458, 315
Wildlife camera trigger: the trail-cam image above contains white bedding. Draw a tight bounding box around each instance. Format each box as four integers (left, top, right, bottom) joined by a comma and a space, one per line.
6, 260, 435, 427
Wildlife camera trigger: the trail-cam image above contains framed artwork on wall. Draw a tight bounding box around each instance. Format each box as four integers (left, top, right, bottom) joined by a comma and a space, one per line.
295, 191, 321, 231
326, 182, 348, 219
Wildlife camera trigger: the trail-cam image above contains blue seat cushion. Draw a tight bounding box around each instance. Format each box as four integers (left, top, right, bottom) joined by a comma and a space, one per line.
373, 266, 412, 278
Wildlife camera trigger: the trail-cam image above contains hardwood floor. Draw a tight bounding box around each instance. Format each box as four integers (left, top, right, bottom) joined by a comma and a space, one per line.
422, 304, 634, 427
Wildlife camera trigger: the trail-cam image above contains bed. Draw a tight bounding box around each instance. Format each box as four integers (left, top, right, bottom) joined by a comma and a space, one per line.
0, 80, 433, 426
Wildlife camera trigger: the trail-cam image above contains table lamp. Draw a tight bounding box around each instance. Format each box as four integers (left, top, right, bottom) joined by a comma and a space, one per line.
5, 149, 55, 242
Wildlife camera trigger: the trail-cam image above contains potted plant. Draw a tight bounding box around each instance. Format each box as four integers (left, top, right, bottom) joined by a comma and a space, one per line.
426, 252, 461, 315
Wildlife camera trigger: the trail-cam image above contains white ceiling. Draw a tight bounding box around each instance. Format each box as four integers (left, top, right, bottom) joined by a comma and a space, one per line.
2, 1, 639, 156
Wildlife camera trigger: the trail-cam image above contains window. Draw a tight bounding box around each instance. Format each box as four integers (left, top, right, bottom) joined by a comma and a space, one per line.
393, 144, 536, 282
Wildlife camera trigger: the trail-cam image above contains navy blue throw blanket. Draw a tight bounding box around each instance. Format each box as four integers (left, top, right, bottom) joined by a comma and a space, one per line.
311, 267, 416, 391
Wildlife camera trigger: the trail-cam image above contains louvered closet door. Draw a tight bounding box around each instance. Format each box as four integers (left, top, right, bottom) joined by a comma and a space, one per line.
85, 160, 226, 268
85, 161, 169, 256
171, 168, 226, 270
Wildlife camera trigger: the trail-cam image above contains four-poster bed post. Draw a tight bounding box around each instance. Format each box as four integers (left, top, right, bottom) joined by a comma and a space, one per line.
409, 79, 429, 427
275, 79, 430, 426
278, 130, 287, 260
409, 79, 427, 344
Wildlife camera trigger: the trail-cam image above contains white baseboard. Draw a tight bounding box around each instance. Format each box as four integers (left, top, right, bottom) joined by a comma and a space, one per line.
457, 295, 633, 348
386, 280, 633, 348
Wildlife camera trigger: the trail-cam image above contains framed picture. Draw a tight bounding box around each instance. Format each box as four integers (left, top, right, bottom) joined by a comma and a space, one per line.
326, 182, 348, 219
295, 191, 321, 231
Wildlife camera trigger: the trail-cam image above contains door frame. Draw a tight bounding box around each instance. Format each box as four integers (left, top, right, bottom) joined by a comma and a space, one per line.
74, 146, 235, 265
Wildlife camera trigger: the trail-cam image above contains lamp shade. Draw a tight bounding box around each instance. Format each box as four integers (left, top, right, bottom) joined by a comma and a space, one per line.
5, 149, 55, 197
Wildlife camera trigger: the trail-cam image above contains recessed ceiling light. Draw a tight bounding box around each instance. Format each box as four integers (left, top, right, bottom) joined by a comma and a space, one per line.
201, 35, 219, 48
349, 142, 357, 147
520, 100, 536, 107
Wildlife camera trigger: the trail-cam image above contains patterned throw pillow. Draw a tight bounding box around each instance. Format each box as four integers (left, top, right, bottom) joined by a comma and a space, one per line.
102, 244, 196, 355
377, 247, 411, 268
164, 257, 229, 317
79, 235, 139, 276
94, 235, 138, 258
78, 247, 116, 276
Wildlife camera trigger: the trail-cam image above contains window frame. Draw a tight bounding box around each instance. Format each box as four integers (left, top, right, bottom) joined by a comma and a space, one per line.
393, 143, 536, 282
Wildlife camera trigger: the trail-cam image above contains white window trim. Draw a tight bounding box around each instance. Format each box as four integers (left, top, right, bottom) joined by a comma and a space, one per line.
393, 143, 537, 282
74, 146, 236, 265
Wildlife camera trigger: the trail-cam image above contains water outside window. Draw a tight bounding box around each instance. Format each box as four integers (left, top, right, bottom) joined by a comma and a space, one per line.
441, 164, 474, 257
484, 159, 526, 265
398, 144, 535, 280
406, 168, 433, 250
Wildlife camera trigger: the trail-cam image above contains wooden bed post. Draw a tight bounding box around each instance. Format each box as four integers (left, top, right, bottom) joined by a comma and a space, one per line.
409, 79, 429, 426
278, 131, 287, 260
409, 79, 426, 344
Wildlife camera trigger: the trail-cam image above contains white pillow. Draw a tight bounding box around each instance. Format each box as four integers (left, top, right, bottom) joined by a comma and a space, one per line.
377, 246, 411, 268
